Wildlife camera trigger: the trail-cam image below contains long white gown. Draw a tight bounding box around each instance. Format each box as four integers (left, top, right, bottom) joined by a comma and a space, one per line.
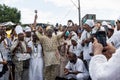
29, 43, 43, 80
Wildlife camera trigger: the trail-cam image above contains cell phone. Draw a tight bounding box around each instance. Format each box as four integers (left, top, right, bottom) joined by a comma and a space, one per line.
92, 31, 107, 47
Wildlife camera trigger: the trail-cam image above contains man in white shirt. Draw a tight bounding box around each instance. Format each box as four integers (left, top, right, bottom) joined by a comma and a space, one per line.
89, 38, 120, 80
80, 19, 94, 69
64, 52, 89, 80
69, 36, 83, 58
107, 17, 120, 49
23, 26, 32, 80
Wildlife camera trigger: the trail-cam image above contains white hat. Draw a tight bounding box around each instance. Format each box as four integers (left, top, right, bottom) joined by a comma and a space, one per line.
102, 21, 108, 26
71, 35, 78, 42
24, 26, 31, 32
15, 25, 23, 35
84, 19, 94, 27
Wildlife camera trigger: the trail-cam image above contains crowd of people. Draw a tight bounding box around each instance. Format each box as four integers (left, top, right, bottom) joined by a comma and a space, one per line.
0, 14, 120, 80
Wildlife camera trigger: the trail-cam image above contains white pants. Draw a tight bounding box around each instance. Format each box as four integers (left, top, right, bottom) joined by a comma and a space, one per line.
66, 74, 84, 80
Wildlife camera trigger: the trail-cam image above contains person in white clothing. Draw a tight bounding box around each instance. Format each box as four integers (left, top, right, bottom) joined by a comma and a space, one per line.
89, 38, 120, 80
0, 29, 9, 80
80, 19, 94, 69
69, 36, 83, 59
64, 52, 89, 80
29, 33, 43, 80
22, 26, 32, 80
107, 17, 120, 49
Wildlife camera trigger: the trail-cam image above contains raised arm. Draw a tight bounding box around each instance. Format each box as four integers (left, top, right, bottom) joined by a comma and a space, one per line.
32, 10, 38, 31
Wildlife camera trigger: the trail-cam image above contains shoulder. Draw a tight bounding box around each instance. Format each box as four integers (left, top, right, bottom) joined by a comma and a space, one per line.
76, 58, 84, 65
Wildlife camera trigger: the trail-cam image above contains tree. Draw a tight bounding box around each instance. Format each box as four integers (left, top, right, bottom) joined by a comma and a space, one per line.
0, 4, 21, 23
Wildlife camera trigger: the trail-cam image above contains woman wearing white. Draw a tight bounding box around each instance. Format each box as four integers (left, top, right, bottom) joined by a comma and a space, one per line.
29, 33, 43, 80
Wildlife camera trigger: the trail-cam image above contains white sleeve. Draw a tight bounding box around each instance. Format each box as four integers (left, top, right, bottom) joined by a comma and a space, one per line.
88, 42, 93, 54
27, 41, 33, 48
10, 40, 18, 52
77, 59, 84, 72
65, 61, 71, 69
80, 30, 86, 42
89, 48, 120, 80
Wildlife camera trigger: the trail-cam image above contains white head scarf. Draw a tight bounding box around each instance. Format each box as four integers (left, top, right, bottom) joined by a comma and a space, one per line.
84, 19, 95, 27
71, 35, 78, 42
102, 21, 108, 26
15, 25, 23, 35
24, 26, 31, 32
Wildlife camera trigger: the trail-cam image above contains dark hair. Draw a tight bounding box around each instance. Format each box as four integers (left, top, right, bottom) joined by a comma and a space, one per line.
116, 20, 120, 24
68, 51, 77, 58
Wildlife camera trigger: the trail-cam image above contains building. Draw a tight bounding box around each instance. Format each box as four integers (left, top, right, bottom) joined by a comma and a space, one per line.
82, 14, 115, 26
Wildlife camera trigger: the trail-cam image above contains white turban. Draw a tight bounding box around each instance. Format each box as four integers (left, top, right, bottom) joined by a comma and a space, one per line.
102, 21, 108, 26
15, 25, 23, 35
71, 35, 78, 42
84, 19, 94, 27
24, 26, 31, 32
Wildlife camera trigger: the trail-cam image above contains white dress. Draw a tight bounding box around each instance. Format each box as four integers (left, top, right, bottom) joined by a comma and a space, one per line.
29, 43, 43, 80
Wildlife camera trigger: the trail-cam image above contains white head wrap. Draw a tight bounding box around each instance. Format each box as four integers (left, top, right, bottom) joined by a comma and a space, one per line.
24, 26, 31, 32
15, 25, 23, 35
84, 19, 94, 27
71, 35, 78, 42
102, 21, 108, 26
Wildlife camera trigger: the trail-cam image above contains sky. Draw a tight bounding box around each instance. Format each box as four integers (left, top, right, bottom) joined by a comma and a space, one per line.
0, 0, 120, 25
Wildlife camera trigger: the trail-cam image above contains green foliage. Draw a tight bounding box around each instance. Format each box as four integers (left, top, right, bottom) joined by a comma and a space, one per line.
0, 4, 21, 23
